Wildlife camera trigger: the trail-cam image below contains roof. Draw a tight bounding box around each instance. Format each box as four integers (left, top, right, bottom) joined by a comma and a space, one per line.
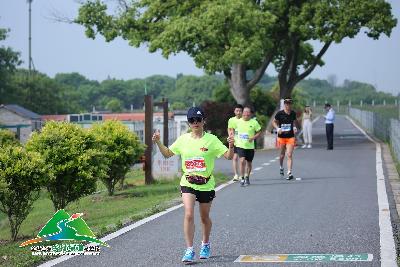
0, 104, 41, 120
41, 115, 67, 121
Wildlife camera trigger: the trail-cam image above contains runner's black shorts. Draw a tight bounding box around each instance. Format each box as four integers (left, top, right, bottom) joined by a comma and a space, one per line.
236, 147, 255, 162
181, 186, 215, 203
234, 146, 239, 154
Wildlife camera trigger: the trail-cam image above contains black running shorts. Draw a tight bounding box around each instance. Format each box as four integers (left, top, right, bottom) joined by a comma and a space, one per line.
233, 146, 239, 154
180, 186, 215, 203
236, 147, 255, 162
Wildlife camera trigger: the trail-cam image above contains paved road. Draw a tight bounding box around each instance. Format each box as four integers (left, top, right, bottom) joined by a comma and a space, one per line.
53, 116, 389, 266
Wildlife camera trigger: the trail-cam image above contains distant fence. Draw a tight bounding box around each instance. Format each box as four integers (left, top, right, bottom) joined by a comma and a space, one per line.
348, 107, 400, 161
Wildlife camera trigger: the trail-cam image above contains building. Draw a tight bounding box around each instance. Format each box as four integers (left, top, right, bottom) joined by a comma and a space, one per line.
173, 110, 189, 137
0, 104, 42, 143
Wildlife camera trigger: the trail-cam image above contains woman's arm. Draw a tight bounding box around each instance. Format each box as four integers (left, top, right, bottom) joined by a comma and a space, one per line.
223, 133, 235, 160
152, 130, 175, 158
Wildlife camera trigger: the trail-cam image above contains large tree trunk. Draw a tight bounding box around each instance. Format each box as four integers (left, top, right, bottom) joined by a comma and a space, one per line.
228, 64, 251, 106
225, 55, 274, 107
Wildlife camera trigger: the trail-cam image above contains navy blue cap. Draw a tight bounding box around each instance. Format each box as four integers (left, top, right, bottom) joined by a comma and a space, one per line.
187, 107, 205, 119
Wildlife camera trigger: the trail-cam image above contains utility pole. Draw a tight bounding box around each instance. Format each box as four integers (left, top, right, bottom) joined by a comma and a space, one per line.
28, 0, 33, 75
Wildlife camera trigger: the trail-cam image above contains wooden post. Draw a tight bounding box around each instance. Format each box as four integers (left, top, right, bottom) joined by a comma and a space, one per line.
144, 95, 154, 184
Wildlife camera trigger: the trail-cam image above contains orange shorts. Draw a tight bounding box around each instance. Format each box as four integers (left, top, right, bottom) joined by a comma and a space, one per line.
277, 137, 296, 147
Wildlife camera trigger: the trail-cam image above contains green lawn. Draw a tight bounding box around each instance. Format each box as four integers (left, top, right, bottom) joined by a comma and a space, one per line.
0, 170, 229, 267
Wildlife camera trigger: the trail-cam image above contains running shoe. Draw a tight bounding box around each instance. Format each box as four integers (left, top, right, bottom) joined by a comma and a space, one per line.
307, 144, 312, 148
245, 176, 250, 186
240, 177, 245, 187
182, 248, 195, 263
286, 172, 294, 180
280, 167, 284, 176
232, 174, 239, 181
199, 243, 211, 259
301, 144, 307, 148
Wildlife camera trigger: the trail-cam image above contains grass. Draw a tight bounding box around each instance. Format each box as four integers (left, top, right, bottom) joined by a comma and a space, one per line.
0, 170, 229, 267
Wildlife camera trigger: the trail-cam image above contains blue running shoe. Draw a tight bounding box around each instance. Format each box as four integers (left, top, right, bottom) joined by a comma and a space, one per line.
182, 248, 195, 263
199, 243, 211, 259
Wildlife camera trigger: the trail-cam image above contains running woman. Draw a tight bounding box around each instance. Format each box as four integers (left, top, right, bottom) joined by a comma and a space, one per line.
235, 107, 262, 186
152, 107, 234, 264
227, 104, 243, 181
273, 98, 299, 180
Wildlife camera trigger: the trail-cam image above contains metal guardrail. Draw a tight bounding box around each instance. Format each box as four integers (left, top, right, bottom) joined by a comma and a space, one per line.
349, 107, 400, 161
390, 119, 400, 163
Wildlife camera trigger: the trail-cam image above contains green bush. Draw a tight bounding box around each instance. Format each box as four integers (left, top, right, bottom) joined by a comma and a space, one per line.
89, 120, 145, 195
0, 145, 47, 240
0, 129, 19, 147
26, 121, 107, 210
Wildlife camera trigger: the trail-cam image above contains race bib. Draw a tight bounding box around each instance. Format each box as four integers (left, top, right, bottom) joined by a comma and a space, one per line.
185, 157, 206, 172
281, 124, 291, 132
239, 133, 249, 140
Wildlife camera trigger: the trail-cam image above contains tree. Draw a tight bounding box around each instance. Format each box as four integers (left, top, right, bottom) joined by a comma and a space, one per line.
272, 0, 396, 101
54, 72, 98, 88
200, 101, 234, 143
89, 120, 145, 195
0, 129, 19, 147
76, 0, 277, 106
26, 121, 107, 210
76, 0, 396, 108
105, 98, 124, 112
0, 28, 22, 104
171, 75, 223, 106
170, 101, 186, 111
0, 145, 47, 240
7, 69, 78, 114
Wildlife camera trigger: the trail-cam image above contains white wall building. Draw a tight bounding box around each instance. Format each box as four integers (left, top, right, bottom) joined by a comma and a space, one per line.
0, 104, 42, 143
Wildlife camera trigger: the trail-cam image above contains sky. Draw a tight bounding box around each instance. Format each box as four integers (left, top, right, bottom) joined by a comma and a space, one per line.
0, 0, 399, 95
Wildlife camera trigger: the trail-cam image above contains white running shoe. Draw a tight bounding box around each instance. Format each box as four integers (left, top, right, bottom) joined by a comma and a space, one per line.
301, 144, 307, 148
232, 174, 239, 181
307, 144, 312, 148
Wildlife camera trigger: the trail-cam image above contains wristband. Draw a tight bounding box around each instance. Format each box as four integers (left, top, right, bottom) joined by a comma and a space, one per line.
277, 128, 281, 132
293, 127, 297, 131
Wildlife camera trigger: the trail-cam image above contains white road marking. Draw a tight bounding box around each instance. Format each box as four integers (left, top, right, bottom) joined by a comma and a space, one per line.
269, 159, 276, 162
263, 163, 271, 166
275, 156, 280, 160
295, 177, 302, 181
254, 167, 263, 171
346, 116, 397, 266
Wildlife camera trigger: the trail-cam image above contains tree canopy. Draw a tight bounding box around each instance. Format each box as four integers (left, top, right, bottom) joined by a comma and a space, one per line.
0, 28, 22, 104
76, 0, 397, 106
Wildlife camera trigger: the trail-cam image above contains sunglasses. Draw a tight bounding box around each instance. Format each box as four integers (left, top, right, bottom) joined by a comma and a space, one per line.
188, 117, 203, 124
